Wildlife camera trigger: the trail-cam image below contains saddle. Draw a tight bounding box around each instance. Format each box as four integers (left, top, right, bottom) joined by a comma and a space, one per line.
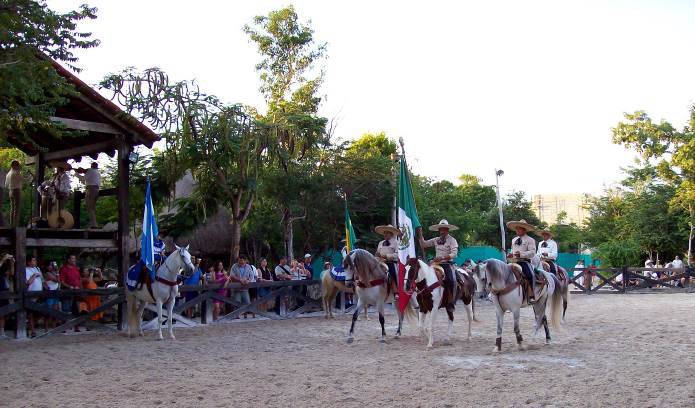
508, 262, 547, 303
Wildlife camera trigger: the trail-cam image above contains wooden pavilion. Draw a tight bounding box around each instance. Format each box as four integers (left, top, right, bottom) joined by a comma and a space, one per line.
0, 58, 159, 339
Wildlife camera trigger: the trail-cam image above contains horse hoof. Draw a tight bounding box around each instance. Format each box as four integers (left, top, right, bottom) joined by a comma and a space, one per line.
545, 339, 551, 345
492, 347, 500, 354
347, 337, 354, 344
379, 338, 386, 344
170, 335, 176, 340
517, 343, 525, 351
426, 345, 433, 350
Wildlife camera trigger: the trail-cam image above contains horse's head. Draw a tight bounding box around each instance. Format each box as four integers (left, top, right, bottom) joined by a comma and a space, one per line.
483, 259, 509, 292
174, 244, 196, 278
404, 258, 421, 287
342, 250, 356, 287
473, 261, 488, 289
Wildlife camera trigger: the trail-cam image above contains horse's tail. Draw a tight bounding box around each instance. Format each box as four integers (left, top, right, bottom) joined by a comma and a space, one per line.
548, 275, 563, 329
401, 298, 418, 327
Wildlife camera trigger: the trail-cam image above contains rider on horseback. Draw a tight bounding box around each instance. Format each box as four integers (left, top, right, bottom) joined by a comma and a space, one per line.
375, 224, 400, 297
506, 219, 538, 303
418, 219, 458, 305
153, 234, 167, 268
537, 229, 558, 275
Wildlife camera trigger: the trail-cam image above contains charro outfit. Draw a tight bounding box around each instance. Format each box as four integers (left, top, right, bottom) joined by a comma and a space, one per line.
511, 233, 537, 298
421, 233, 458, 304
537, 237, 558, 275
376, 236, 398, 284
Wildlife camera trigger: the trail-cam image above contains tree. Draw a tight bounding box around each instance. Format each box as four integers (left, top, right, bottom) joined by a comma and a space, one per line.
245, 6, 328, 260
0, 0, 98, 143
100, 69, 273, 263
613, 109, 695, 263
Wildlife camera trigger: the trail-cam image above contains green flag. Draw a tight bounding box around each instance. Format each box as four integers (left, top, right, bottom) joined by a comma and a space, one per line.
345, 199, 357, 252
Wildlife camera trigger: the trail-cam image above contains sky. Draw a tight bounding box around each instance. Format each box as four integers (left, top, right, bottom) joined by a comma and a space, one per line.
48, 0, 695, 198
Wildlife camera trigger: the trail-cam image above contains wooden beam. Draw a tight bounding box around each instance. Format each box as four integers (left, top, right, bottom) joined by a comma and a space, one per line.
25, 238, 118, 248
117, 142, 131, 331
50, 116, 121, 134
42, 140, 118, 162
13, 227, 26, 340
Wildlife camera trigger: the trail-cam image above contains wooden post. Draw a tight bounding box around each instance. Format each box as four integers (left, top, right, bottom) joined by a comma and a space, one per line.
685, 266, 692, 291
72, 190, 82, 228
13, 227, 26, 339
116, 143, 131, 331
621, 267, 627, 294
200, 290, 208, 324
33, 154, 44, 220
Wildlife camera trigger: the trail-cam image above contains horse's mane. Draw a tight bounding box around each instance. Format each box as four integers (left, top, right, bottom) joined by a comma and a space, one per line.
485, 258, 509, 281
344, 249, 384, 282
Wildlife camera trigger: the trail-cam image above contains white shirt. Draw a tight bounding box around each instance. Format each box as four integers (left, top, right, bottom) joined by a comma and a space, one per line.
84, 169, 100, 187
53, 172, 71, 194
25, 266, 43, 291
537, 239, 558, 260
5, 168, 24, 190
672, 259, 684, 269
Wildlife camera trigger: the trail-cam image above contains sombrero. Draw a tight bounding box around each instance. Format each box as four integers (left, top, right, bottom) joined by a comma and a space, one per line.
428, 219, 459, 232
506, 219, 535, 232
375, 224, 399, 236
536, 229, 553, 238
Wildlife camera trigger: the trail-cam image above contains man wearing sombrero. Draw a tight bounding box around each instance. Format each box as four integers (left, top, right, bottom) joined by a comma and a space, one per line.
375, 224, 399, 296
537, 229, 558, 276
418, 219, 458, 303
507, 219, 538, 303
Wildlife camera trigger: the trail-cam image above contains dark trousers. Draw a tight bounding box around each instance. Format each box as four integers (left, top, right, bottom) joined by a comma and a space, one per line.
386, 262, 397, 285
441, 263, 455, 304
519, 261, 536, 296
547, 260, 557, 275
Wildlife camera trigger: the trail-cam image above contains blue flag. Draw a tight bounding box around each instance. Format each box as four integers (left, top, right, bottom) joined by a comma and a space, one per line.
140, 178, 159, 272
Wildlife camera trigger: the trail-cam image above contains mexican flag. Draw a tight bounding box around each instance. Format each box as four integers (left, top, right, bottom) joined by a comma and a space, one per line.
397, 157, 421, 313
344, 199, 357, 252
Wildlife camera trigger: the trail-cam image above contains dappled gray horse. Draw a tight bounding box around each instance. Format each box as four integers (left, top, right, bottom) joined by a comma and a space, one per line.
481, 259, 563, 352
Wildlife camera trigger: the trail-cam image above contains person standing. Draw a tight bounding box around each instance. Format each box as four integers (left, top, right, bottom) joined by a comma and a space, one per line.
76, 162, 101, 228
59, 254, 82, 332
51, 163, 72, 214
0, 254, 14, 338
506, 219, 537, 303
5, 160, 26, 227
230, 255, 255, 318
536, 230, 559, 275
418, 219, 459, 305
25, 256, 44, 337
671, 256, 684, 269
0, 165, 6, 226
375, 224, 399, 296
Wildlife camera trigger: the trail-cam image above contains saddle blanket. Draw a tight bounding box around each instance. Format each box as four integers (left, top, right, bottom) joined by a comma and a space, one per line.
126, 260, 155, 291
330, 266, 347, 282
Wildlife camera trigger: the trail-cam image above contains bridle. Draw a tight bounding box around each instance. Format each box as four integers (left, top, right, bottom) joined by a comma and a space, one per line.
155, 249, 193, 286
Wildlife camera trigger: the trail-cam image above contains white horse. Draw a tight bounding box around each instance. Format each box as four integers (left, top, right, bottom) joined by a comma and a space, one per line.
126, 246, 195, 340
343, 249, 417, 343
481, 258, 563, 353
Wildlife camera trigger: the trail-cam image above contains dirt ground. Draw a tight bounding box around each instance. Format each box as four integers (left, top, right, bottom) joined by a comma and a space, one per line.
1, 293, 694, 407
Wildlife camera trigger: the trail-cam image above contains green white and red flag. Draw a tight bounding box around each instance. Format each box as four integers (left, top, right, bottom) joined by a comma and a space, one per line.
397, 157, 421, 313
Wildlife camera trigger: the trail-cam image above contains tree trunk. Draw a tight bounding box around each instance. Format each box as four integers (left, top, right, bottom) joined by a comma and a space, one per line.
689, 205, 694, 266
229, 220, 242, 265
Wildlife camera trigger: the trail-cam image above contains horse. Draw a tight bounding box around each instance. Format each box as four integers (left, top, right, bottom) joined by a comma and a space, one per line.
404, 259, 477, 348
125, 246, 195, 340
540, 260, 571, 322
480, 258, 563, 352
470, 261, 490, 300
321, 266, 356, 319
344, 249, 414, 343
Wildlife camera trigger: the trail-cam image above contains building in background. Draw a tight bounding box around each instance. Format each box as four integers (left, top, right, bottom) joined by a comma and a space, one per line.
532, 193, 590, 225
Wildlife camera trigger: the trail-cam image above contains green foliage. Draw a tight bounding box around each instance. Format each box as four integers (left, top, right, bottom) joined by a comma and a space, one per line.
594, 239, 642, 268
0, 0, 98, 142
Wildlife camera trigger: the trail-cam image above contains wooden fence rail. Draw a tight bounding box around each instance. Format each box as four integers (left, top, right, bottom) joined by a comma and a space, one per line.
1, 280, 324, 340
568, 267, 694, 294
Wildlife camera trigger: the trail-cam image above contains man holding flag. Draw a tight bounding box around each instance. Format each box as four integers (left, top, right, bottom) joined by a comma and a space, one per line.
127, 178, 159, 290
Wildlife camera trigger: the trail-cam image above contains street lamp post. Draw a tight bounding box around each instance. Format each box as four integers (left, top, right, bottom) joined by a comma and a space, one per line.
495, 169, 506, 253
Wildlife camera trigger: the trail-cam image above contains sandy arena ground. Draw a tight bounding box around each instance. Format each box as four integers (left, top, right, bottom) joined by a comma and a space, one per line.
2, 293, 695, 407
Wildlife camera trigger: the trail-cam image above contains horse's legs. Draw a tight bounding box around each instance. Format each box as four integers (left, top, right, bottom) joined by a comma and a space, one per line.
513, 308, 523, 350
378, 301, 386, 343
542, 315, 551, 344
125, 294, 135, 338
493, 304, 504, 353
426, 309, 438, 349
136, 300, 146, 337
532, 299, 546, 336
156, 299, 164, 340
347, 299, 363, 344
445, 306, 454, 342
463, 302, 473, 340
562, 287, 568, 322
167, 297, 175, 340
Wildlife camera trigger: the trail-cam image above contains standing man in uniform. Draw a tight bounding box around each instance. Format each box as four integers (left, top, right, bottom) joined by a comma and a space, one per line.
418, 219, 458, 304
507, 219, 537, 303
375, 224, 399, 296
5, 160, 26, 227
536, 229, 558, 275
76, 162, 101, 229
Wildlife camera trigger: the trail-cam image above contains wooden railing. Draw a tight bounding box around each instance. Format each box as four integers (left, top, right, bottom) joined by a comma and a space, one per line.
0, 280, 323, 340
568, 267, 693, 294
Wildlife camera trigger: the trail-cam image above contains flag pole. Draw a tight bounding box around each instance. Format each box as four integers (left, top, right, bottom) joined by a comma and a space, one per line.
398, 137, 423, 258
